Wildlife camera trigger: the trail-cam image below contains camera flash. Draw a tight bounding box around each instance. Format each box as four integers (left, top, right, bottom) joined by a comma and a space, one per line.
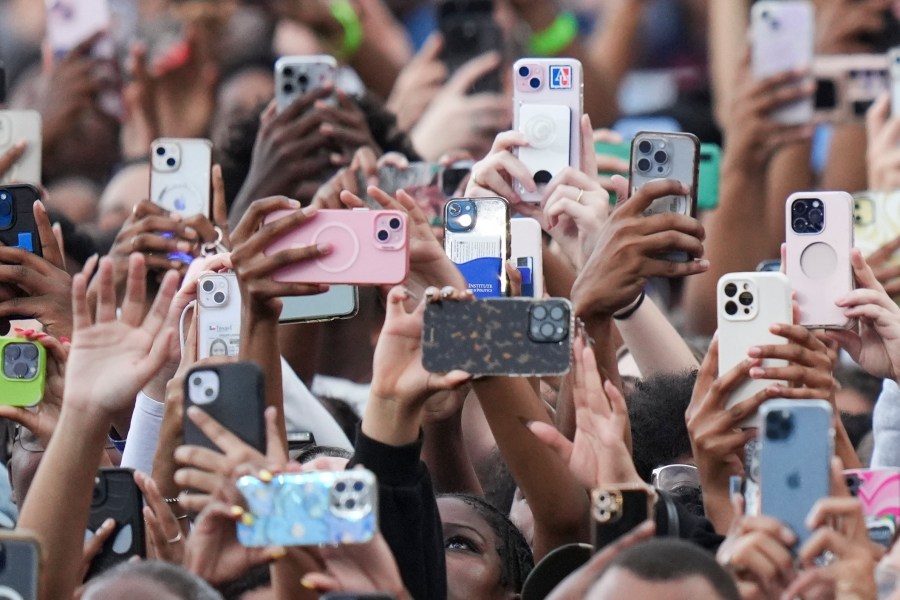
458, 214, 473, 228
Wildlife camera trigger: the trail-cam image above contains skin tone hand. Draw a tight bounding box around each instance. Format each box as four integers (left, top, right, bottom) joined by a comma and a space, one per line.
312, 146, 379, 209
864, 235, 900, 298
134, 470, 185, 564
79, 517, 116, 584
386, 33, 447, 132
815, 0, 892, 54
528, 338, 640, 489
0, 141, 27, 181
865, 94, 900, 192
828, 248, 900, 381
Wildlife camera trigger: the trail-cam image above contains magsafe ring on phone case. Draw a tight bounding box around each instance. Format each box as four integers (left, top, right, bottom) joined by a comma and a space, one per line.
312, 223, 361, 273
799, 242, 838, 280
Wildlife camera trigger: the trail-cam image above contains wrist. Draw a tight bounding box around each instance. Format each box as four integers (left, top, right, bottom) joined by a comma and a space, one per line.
362, 393, 423, 447
612, 290, 645, 320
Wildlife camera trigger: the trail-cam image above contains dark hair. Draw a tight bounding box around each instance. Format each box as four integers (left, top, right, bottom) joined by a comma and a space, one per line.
82, 560, 223, 599
46, 209, 99, 266
597, 538, 739, 600
627, 371, 697, 482
475, 446, 516, 514
441, 493, 534, 593
296, 444, 353, 464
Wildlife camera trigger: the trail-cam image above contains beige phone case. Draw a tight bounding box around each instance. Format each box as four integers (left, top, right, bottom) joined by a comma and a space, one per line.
150, 137, 212, 218
0, 110, 41, 186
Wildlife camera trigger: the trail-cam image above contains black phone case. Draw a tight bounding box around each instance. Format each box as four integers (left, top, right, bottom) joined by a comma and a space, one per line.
591, 487, 657, 552
86, 468, 146, 579
183, 361, 266, 452
437, 0, 503, 94
0, 537, 39, 600
422, 298, 573, 376
0, 185, 41, 256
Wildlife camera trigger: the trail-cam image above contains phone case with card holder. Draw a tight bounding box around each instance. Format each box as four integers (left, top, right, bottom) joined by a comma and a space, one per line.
422, 297, 573, 376
264, 209, 409, 285
0, 185, 42, 256
444, 197, 510, 298
0, 110, 41, 186
86, 468, 146, 579
150, 138, 212, 218
183, 362, 266, 453
0, 534, 40, 600
0, 338, 46, 407
236, 470, 378, 547
845, 468, 900, 548
785, 191, 855, 328
513, 58, 583, 203
197, 272, 241, 359
275, 55, 337, 113
591, 485, 657, 552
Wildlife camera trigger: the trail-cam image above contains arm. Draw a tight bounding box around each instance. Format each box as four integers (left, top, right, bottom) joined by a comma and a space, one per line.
614, 295, 700, 376
421, 395, 484, 496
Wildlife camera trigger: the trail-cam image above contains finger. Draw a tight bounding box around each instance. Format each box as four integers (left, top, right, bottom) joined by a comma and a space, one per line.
526, 421, 574, 466
33, 201, 65, 270
141, 269, 180, 335
186, 405, 264, 461
0, 141, 26, 177
120, 254, 148, 327
84, 518, 116, 563
445, 51, 502, 96
173, 467, 221, 495
620, 179, 690, 216
263, 406, 288, 464
230, 197, 303, 246
580, 113, 598, 177
95, 257, 117, 323
210, 165, 229, 242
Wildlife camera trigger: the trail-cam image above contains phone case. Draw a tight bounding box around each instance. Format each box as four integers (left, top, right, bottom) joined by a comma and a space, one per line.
422, 297, 573, 376
813, 54, 888, 123
751, 1, 814, 124
264, 209, 409, 286
275, 55, 337, 113
513, 58, 583, 203
444, 197, 510, 298
510, 217, 543, 298
0, 110, 41, 186
591, 485, 657, 552
854, 191, 900, 265
183, 362, 266, 452
197, 272, 241, 359
438, 0, 503, 94
629, 131, 699, 219
0, 185, 42, 256
847, 468, 900, 547
0, 338, 46, 407
0, 534, 40, 600
891, 48, 900, 116
759, 399, 833, 550
785, 191, 855, 329
236, 470, 378, 547
698, 143, 722, 211
717, 272, 792, 427
279, 285, 359, 323
86, 468, 146, 578
45, 0, 110, 54
356, 163, 442, 210
150, 138, 212, 218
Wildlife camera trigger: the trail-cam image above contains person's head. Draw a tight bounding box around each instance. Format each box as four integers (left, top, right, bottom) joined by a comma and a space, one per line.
627, 371, 697, 482
211, 57, 275, 152
45, 176, 100, 224
438, 493, 533, 600
96, 163, 151, 234
81, 560, 223, 600
586, 539, 739, 600
209, 339, 228, 357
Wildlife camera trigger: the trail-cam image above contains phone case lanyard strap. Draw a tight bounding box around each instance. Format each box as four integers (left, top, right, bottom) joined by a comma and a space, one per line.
201, 226, 228, 257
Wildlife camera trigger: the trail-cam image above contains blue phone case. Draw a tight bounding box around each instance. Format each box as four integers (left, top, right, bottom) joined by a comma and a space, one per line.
236, 470, 378, 547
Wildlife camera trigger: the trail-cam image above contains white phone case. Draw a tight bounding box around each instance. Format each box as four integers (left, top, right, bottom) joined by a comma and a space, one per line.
717, 272, 793, 427
275, 55, 337, 113
785, 191, 855, 329
197, 272, 241, 359
150, 138, 212, 218
751, 1, 814, 124
510, 217, 544, 298
0, 110, 42, 186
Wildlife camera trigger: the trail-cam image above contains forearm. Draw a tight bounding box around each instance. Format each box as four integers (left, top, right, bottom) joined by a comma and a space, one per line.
765, 141, 813, 245
583, 314, 621, 390
151, 393, 186, 500
616, 296, 699, 376
18, 406, 110, 600
821, 124, 867, 193
422, 410, 483, 495
708, 0, 750, 127
834, 415, 862, 469
241, 309, 287, 452
543, 246, 576, 299
588, 0, 646, 91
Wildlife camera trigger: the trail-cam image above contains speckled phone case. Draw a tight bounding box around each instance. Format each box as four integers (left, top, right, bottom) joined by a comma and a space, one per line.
422, 297, 573, 376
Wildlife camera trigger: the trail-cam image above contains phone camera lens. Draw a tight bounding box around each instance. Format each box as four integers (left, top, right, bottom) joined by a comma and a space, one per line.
550, 305, 565, 320
204, 387, 214, 397
166, 157, 176, 167
540, 322, 555, 337
335, 482, 346, 493
654, 150, 668, 164
808, 208, 823, 225
448, 203, 461, 217
353, 481, 364, 492
389, 217, 401, 230
792, 217, 808, 232
192, 376, 202, 386
637, 157, 652, 172
638, 140, 652, 154
201, 280, 215, 293
738, 291, 754, 306
282, 66, 294, 78
532, 305, 547, 320
724, 282, 738, 297
792, 200, 809, 215
282, 83, 294, 94
377, 229, 389, 242
213, 291, 225, 304
529, 77, 540, 89
345, 498, 357, 509
298, 74, 309, 86
22, 344, 37, 360
518, 65, 530, 77
155, 146, 166, 156
725, 301, 738, 315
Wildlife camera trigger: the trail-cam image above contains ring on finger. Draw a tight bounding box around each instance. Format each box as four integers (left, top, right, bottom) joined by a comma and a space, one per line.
575, 188, 585, 204
166, 531, 183, 544
130, 236, 137, 252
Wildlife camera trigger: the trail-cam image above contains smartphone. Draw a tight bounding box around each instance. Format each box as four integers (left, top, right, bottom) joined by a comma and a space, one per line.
513, 58, 583, 203
0, 185, 42, 255
444, 197, 510, 298
279, 286, 359, 324
440, 160, 476, 200
149, 138, 212, 219
759, 399, 833, 550
437, 0, 503, 94
751, 1, 814, 124
785, 191, 855, 329
510, 217, 543, 298
813, 54, 888, 123
716, 272, 792, 427
891, 47, 900, 116
263, 209, 409, 286
275, 55, 337, 112
697, 143, 722, 211
591, 484, 657, 552
853, 191, 900, 265
183, 362, 266, 453
0, 338, 46, 407
0, 110, 41, 186
236, 469, 378, 547
422, 297, 573, 376
197, 272, 241, 359
86, 468, 146, 578
845, 468, 900, 548
629, 131, 699, 219
0, 533, 40, 600
356, 163, 442, 209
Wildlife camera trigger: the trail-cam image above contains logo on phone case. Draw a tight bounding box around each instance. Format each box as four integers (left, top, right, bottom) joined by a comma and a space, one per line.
549, 65, 572, 89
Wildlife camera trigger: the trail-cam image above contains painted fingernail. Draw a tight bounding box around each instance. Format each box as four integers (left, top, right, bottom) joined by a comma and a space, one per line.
300, 577, 315, 590
229, 505, 244, 517
60, 337, 70, 344
747, 346, 761, 357
258, 469, 274, 482
176, 241, 193, 252
240, 513, 255, 526
12, 328, 22, 333
317, 243, 331, 255
749, 367, 765, 378
697, 259, 710, 268
270, 547, 287, 560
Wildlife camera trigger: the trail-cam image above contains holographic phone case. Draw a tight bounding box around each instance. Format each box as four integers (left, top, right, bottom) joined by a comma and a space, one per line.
846, 468, 900, 547
237, 470, 378, 547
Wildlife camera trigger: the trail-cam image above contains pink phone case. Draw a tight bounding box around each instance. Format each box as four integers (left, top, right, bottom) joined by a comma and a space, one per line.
263, 209, 409, 285
513, 58, 583, 203
846, 469, 900, 520
784, 191, 854, 329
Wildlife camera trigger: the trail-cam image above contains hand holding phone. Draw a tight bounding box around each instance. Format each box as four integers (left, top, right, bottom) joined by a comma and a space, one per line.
197, 272, 241, 359
591, 484, 657, 552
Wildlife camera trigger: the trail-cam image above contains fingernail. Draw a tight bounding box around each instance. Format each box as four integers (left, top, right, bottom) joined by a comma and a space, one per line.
698, 259, 710, 268
300, 577, 315, 590
229, 505, 244, 517
258, 469, 274, 482
240, 513, 255, 526
176, 241, 193, 252
288, 199, 301, 209
749, 367, 765, 378
13, 328, 22, 333
320, 123, 334, 135
104, 517, 116, 528
161, 231, 175, 239
270, 547, 287, 560
317, 243, 331, 255
330, 152, 343, 164
747, 347, 761, 357
60, 337, 70, 344
184, 227, 198, 239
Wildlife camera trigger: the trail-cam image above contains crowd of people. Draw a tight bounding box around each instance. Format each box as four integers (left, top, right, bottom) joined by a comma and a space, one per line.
4, 0, 900, 598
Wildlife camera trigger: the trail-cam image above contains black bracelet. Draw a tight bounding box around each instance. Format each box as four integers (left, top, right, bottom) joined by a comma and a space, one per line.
613, 290, 646, 320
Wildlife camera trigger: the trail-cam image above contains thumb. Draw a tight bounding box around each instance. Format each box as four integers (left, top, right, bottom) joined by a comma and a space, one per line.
429, 370, 473, 391
415, 32, 444, 64
527, 421, 574, 465
608, 174, 629, 205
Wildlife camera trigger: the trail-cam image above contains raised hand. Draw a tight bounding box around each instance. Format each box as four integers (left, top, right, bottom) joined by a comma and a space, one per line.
386, 33, 448, 132
134, 470, 186, 564
747, 322, 838, 402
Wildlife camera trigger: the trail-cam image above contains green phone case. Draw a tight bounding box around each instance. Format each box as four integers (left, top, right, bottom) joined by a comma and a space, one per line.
594, 140, 721, 210
0, 338, 46, 407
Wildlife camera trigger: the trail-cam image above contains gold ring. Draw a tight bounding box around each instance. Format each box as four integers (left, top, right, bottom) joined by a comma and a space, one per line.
167, 531, 183, 544
575, 188, 584, 203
